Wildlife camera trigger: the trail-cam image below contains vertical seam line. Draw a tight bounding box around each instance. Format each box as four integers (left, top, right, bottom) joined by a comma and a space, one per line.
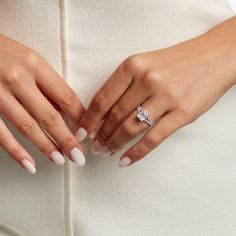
59, 0, 73, 236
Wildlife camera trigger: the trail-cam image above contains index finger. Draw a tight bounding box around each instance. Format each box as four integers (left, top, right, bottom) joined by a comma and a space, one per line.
75, 62, 134, 142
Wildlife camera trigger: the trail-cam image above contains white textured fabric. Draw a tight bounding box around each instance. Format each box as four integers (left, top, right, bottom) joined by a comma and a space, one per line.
228, 0, 236, 13
0, 1, 236, 236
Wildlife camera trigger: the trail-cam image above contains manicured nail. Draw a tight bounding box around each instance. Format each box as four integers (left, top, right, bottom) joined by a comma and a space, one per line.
70, 147, 86, 166
91, 139, 104, 155
118, 156, 132, 168
21, 159, 36, 174
89, 130, 97, 139
50, 151, 65, 165
101, 145, 112, 157
89, 119, 104, 139
75, 127, 88, 142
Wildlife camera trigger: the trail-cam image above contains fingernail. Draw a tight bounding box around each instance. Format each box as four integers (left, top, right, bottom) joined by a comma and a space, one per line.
91, 139, 104, 155
70, 147, 86, 166
118, 156, 132, 168
50, 151, 65, 165
75, 127, 88, 142
89, 130, 97, 139
101, 145, 112, 157
89, 119, 104, 139
21, 159, 36, 174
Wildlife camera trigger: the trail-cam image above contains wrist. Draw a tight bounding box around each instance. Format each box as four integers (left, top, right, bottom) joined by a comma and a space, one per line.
209, 17, 236, 86
204, 16, 236, 86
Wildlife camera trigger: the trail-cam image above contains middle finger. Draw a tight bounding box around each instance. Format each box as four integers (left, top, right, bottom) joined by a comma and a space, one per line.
95, 79, 150, 142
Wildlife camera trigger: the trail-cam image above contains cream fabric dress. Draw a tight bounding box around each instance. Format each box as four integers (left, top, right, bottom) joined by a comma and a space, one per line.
0, 1, 236, 235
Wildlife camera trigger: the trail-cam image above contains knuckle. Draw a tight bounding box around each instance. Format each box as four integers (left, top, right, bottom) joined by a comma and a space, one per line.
142, 70, 160, 88
60, 89, 76, 107
121, 119, 137, 137
165, 85, 182, 103
40, 110, 59, 128
122, 55, 143, 74
144, 134, 160, 149
109, 105, 123, 123
4, 65, 23, 86
18, 120, 37, 134
177, 103, 196, 124
24, 50, 42, 69
92, 91, 107, 113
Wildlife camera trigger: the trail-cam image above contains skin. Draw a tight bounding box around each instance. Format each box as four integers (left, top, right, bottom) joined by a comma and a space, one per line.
1, 16, 236, 172
0, 34, 85, 172
76, 16, 236, 167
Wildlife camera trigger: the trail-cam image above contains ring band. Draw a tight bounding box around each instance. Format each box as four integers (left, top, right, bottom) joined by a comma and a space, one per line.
136, 106, 155, 127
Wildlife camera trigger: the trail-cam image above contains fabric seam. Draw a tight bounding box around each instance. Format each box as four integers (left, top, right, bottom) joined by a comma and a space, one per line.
59, 0, 73, 236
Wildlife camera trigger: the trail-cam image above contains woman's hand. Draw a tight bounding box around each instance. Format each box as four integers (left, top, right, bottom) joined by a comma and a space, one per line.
76, 17, 236, 167
0, 34, 86, 174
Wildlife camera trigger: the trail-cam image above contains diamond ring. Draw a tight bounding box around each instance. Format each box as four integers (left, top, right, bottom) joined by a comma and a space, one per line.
136, 106, 155, 127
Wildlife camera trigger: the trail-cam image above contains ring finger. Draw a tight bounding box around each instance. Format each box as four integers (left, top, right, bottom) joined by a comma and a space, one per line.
93, 96, 170, 156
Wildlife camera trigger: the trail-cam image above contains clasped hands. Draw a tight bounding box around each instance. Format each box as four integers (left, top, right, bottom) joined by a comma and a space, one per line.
0, 17, 235, 173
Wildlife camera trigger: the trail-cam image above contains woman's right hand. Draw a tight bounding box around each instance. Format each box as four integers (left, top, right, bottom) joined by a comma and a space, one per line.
0, 34, 86, 174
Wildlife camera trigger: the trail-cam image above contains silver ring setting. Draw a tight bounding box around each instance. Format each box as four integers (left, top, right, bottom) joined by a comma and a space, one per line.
136, 106, 155, 127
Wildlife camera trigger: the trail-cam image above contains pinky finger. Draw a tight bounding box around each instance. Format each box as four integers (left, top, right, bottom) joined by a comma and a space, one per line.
118, 111, 185, 168
0, 118, 36, 174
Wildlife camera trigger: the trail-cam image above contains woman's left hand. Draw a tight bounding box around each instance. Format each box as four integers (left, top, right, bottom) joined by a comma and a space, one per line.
76, 17, 236, 168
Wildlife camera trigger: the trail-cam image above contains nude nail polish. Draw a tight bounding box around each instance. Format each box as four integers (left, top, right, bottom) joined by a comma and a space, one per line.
75, 127, 88, 142
101, 145, 112, 157
70, 147, 86, 166
118, 156, 132, 168
91, 139, 104, 155
89, 130, 97, 139
21, 159, 36, 174
89, 119, 105, 139
50, 151, 65, 165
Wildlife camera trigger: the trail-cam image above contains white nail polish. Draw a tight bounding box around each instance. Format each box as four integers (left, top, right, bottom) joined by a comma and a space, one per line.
70, 147, 86, 166
50, 151, 65, 165
118, 156, 132, 168
89, 119, 104, 139
91, 139, 104, 155
102, 145, 112, 157
75, 127, 88, 142
89, 130, 97, 139
21, 159, 36, 174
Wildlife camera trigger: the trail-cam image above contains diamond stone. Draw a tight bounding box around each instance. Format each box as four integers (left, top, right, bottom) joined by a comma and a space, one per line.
137, 107, 149, 121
